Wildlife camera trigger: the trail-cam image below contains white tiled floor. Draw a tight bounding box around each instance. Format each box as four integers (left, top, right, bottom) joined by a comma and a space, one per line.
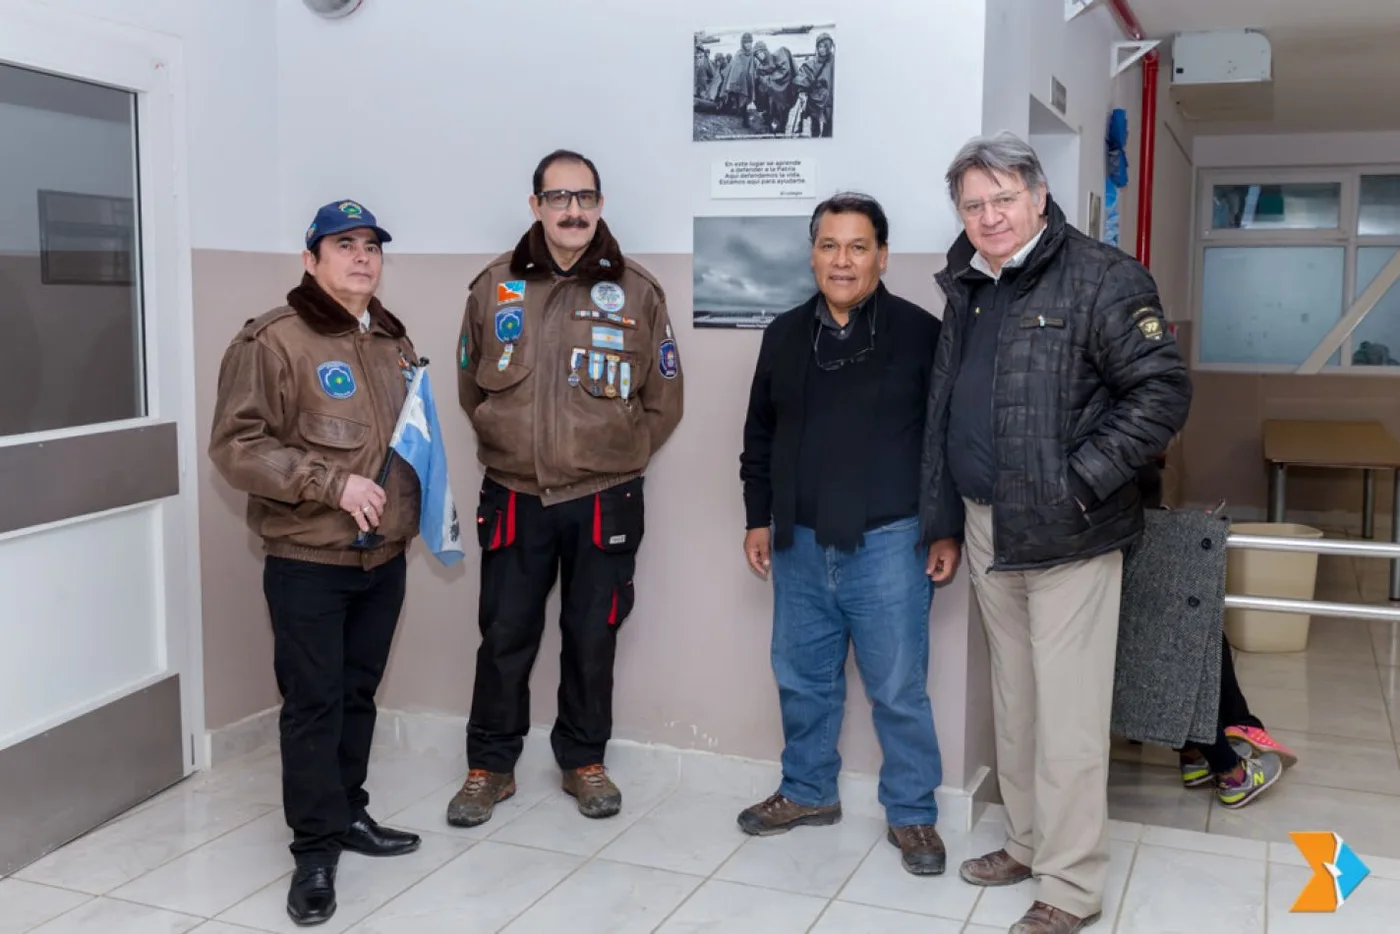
7, 733, 1400, 933
10, 532, 1400, 931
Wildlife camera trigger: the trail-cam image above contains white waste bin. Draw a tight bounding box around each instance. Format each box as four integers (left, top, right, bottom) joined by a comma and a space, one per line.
1224, 522, 1325, 653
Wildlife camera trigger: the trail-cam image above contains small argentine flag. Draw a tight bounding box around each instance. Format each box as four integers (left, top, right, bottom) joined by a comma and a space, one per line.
389, 366, 465, 567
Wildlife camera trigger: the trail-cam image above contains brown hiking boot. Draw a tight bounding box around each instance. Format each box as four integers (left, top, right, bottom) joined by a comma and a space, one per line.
959, 848, 1033, 886
561, 764, 622, 818
1010, 900, 1101, 933
736, 792, 842, 836
886, 824, 947, 875
445, 769, 515, 828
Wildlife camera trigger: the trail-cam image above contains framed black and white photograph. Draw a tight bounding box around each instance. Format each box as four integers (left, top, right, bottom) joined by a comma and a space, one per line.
693, 215, 816, 329
694, 24, 836, 142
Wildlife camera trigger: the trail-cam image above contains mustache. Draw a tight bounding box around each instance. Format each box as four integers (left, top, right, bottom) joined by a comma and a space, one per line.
558, 217, 591, 230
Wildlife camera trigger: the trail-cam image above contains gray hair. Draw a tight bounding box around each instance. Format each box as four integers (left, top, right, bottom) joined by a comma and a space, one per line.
945, 131, 1047, 205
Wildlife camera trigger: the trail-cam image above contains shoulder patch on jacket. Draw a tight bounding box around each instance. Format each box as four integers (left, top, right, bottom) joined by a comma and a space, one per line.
1132, 305, 1165, 341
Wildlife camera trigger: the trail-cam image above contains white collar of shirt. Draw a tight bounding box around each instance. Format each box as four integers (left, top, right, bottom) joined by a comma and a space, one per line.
970, 224, 1046, 282
358, 309, 371, 332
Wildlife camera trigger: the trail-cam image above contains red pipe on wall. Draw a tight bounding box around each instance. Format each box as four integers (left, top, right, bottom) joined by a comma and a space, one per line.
1136, 52, 1159, 268
1106, 0, 1159, 268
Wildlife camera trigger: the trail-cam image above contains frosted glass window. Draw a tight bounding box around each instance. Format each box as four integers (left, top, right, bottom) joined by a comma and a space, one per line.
1352, 247, 1400, 366
1200, 246, 1344, 366
1211, 183, 1341, 230
1359, 175, 1400, 237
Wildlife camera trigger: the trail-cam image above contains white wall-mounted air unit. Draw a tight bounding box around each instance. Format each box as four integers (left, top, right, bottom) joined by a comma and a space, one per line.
1170, 29, 1273, 122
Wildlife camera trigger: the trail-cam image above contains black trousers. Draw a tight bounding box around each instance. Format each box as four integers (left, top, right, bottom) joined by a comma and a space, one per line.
1183, 632, 1264, 773
264, 553, 406, 865
467, 477, 643, 772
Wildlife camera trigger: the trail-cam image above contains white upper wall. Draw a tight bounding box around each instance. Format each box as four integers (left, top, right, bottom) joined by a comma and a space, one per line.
981, 1, 1132, 240
1194, 131, 1400, 168
25, 0, 280, 252
272, 0, 987, 255
30, 1, 1139, 258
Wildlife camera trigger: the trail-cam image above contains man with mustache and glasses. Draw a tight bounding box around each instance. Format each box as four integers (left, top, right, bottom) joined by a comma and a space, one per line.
445, 149, 684, 829
919, 132, 1190, 934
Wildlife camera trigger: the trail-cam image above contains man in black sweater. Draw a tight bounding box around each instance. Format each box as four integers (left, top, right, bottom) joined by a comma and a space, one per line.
737, 192, 961, 877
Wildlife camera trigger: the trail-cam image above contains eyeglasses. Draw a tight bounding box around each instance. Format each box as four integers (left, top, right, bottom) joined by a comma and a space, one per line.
537, 188, 601, 211
957, 187, 1026, 218
813, 302, 877, 371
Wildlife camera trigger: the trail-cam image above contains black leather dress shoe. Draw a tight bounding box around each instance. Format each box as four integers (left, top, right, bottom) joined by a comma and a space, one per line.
287, 864, 336, 926
341, 815, 421, 857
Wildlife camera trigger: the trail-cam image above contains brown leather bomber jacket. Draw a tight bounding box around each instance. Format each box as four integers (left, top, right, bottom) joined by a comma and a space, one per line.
457, 220, 684, 506
208, 274, 421, 569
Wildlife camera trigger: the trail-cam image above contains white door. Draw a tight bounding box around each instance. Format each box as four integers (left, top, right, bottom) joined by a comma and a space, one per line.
0, 4, 203, 873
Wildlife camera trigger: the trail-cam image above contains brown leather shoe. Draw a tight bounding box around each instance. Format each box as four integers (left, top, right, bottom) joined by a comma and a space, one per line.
1009, 900, 1101, 933
736, 792, 842, 836
445, 769, 515, 828
886, 824, 946, 875
958, 848, 1033, 886
562, 764, 622, 819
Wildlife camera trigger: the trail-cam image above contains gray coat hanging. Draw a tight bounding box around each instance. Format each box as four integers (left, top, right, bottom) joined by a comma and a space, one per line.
1113, 507, 1229, 748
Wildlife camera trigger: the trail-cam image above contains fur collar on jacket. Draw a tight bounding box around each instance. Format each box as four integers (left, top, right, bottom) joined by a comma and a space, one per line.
509, 219, 626, 282
286, 272, 406, 338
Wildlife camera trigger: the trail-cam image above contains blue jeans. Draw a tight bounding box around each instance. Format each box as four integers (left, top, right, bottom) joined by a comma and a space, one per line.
770, 517, 942, 827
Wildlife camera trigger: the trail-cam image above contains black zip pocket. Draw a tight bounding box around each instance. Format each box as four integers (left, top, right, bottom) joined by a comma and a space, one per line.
1019, 314, 1066, 329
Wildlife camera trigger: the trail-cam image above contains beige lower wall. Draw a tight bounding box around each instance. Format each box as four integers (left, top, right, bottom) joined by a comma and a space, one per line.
193, 249, 994, 790
0, 254, 141, 436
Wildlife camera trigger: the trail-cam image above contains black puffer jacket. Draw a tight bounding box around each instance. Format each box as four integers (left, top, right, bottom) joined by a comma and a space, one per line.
919, 199, 1192, 571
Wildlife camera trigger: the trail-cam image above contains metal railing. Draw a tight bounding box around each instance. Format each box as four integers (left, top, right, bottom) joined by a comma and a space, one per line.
1224, 532, 1400, 623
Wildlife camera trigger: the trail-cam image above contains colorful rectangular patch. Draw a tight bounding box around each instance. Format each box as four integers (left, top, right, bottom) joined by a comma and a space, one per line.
497, 280, 525, 304
591, 326, 625, 351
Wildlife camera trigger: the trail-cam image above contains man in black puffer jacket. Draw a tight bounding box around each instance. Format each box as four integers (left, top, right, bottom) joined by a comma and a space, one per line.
919, 132, 1191, 934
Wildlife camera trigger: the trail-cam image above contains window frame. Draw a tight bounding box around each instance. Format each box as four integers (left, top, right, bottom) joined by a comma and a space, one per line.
1191, 165, 1400, 375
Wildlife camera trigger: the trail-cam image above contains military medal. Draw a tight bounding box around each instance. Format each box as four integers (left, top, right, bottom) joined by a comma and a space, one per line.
619, 361, 632, 400
604, 356, 619, 397
568, 347, 586, 387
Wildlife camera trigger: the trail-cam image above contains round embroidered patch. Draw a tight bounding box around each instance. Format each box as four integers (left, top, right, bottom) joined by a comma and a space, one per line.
591, 282, 626, 313
494, 306, 523, 343
317, 361, 356, 399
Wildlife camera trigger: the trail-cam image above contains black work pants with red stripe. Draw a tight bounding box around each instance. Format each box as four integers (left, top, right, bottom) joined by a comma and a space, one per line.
467, 476, 643, 773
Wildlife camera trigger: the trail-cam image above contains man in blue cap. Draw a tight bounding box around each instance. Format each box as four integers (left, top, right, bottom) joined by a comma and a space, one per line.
209, 199, 424, 926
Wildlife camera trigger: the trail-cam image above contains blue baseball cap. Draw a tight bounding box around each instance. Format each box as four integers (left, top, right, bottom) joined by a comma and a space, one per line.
304, 199, 392, 250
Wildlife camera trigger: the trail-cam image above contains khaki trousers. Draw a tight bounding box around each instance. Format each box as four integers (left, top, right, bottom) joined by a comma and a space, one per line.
962, 500, 1122, 919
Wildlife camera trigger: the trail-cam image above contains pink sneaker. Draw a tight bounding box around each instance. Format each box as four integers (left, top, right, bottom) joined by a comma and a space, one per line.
1225, 725, 1297, 769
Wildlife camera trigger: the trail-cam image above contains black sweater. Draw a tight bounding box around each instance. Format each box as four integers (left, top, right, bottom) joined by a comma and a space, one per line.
740, 283, 942, 551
